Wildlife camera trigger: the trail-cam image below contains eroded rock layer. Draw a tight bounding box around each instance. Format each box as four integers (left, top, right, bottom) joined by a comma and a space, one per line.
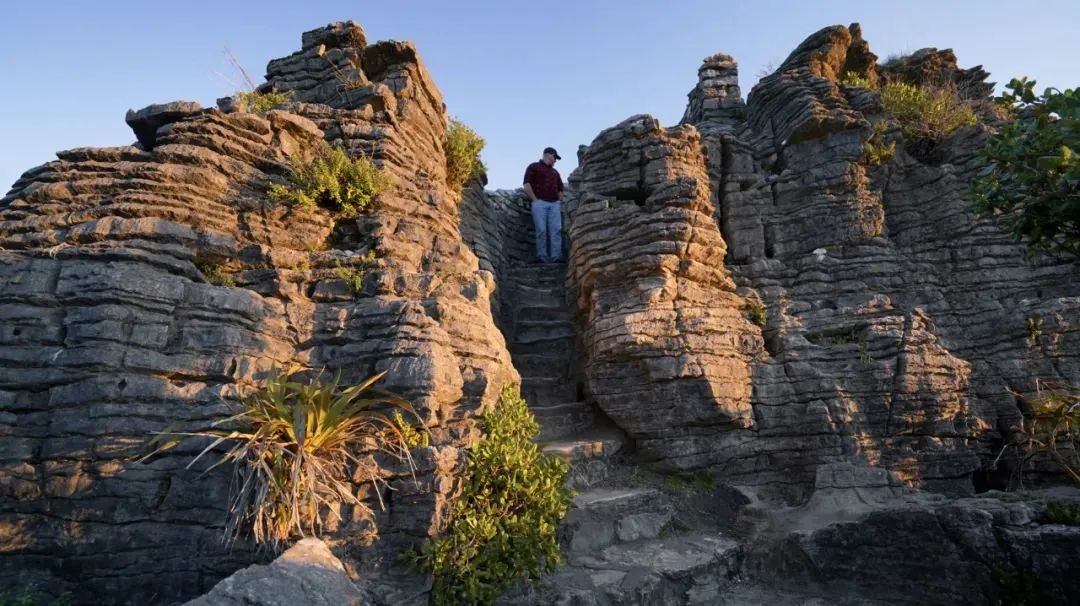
0, 21, 515, 604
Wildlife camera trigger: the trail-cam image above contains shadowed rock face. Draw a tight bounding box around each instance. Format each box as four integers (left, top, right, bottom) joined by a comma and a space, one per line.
0, 21, 515, 604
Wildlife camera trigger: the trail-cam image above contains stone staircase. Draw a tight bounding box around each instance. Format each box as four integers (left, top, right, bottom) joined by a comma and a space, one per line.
500, 260, 750, 604
506, 262, 597, 444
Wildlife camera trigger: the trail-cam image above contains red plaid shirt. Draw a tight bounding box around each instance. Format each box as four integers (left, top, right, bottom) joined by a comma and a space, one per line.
523, 161, 563, 201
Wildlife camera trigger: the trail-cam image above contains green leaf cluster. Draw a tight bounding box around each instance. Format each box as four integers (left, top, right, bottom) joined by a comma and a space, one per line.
411, 385, 571, 605
268, 142, 389, 217
841, 71, 874, 89
969, 78, 1080, 258
236, 90, 294, 114
333, 250, 378, 297
880, 81, 977, 140
143, 367, 420, 551
446, 118, 486, 196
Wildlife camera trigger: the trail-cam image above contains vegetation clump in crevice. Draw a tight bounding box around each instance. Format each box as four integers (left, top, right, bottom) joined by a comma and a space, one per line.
198, 262, 235, 288
969, 78, 1079, 259
268, 142, 390, 217
334, 249, 378, 297
445, 118, 486, 197
864, 120, 896, 166
1044, 499, 1080, 525
409, 385, 571, 605
143, 367, 420, 551
746, 302, 768, 328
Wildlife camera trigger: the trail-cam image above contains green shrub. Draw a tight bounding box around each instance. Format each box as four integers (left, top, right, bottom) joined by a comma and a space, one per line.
446, 119, 486, 196
1045, 499, 1080, 525
268, 142, 389, 217
863, 120, 895, 166
969, 78, 1080, 258
236, 90, 294, 114
879, 81, 977, 140
0, 587, 72, 606
410, 385, 571, 605
144, 367, 419, 551
841, 71, 874, 89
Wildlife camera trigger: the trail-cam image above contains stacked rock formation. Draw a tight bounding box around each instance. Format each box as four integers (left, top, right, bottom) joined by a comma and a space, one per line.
2, 17, 1079, 606
0, 21, 516, 604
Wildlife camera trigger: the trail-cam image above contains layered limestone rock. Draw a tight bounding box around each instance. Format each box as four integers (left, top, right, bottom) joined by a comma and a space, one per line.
675, 22, 1080, 500
565, 115, 764, 470
0, 21, 515, 604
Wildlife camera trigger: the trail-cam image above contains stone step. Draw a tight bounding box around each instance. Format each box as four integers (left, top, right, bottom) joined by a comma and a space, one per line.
509, 271, 566, 288
510, 352, 570, 379
521, 376, 578, 405
561, 488, 675, 559
513, 319, 575, 340
527, 533, 743, 605
542, 426, 627, 489
531, 401, 594, 441
513, 306, 574, 324
511, 283, 566, 303
508, 337, 575, 357
511, 325, 575, 346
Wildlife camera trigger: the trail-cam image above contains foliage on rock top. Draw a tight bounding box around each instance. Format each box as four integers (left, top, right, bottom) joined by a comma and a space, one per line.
144, 367, 420, 551
268, 142, 390, 217
969, 78, 1080, 259
879, 80, 977, 140
236, 90, 294, 114
446, 118, 486, 196
409, 384, 571, 605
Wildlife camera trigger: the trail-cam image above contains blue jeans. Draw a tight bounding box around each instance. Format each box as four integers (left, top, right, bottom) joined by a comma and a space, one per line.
531, 199, 562, 263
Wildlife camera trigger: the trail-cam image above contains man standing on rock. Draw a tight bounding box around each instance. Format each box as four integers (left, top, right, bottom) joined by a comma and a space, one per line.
523, 147, 565, 263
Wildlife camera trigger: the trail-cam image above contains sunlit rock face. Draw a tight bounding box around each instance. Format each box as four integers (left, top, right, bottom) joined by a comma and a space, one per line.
0, 21, 515, 604
674, 22, 1080, 500
565, 114, 763, 470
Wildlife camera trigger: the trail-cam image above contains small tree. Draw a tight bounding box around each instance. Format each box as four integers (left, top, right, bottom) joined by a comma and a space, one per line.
969, 78, 1080, 258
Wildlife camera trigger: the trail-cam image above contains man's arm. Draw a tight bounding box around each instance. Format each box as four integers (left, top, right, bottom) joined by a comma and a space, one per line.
523, 163, 537, 201
556, 172, 564, 201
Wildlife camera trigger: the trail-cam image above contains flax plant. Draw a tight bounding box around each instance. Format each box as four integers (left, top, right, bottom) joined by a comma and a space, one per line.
144, 367, 425, 551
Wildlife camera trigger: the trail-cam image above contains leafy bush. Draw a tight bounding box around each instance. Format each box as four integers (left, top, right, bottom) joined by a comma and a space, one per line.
268, 142, 389, 217
236, 90, 294, 114
145, 367, 419, 551
1045, 499, 1080, 525
880, 81, 977, 140
445, 119, 486, 196
969, 78, 1080, 258
410, 385, 571, 605
0, 587, 72, 606
996, 381, 1080, 487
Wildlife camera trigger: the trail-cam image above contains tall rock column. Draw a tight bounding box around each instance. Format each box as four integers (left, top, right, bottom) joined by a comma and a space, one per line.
567, 115, 763, 470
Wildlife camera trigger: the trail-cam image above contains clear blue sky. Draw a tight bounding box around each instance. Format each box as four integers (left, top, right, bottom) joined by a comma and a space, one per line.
1, 1, 1077, 191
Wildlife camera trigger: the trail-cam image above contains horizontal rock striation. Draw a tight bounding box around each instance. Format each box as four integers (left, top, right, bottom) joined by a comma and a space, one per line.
0, 21, 515, 604
566, 114, 764, 470
678, 22, 1080, 500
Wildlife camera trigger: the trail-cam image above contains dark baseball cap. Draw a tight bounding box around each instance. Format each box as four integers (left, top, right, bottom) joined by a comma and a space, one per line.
543, 147, 562, 160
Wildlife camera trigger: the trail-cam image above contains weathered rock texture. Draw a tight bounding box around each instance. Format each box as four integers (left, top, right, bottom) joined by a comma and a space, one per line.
2, 17, 1079, 606
0, 21, 515, 604
184, 538, 368, 606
